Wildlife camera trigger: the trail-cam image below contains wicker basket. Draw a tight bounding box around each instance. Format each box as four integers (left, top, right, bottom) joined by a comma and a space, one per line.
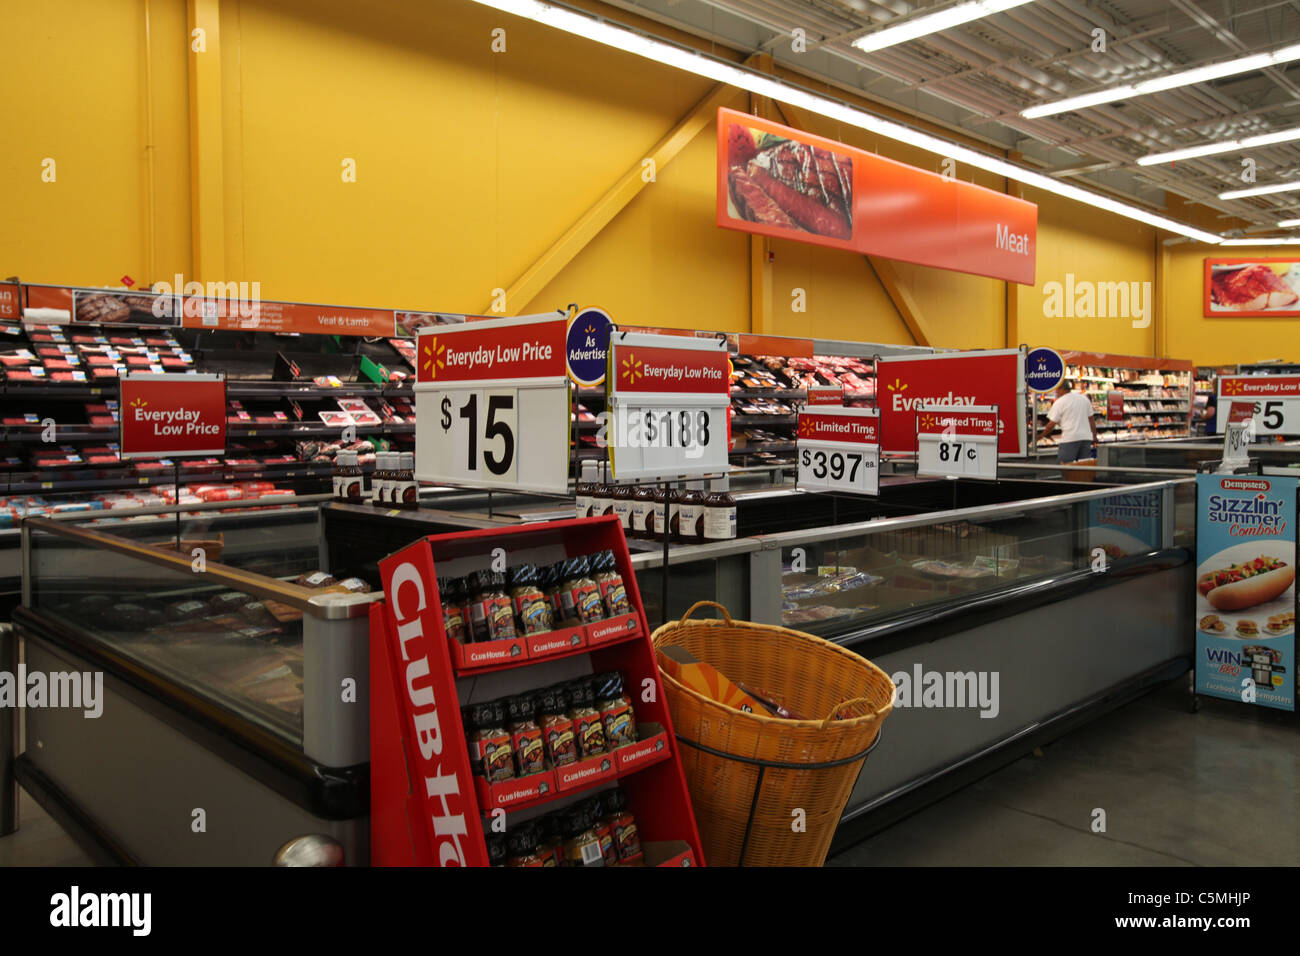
652, 601, 894, 867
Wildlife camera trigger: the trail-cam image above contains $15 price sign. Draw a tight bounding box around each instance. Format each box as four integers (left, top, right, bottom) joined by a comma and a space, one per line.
1219, 376, 1300, 437
796, 407, 880, 496
414, 315, 571, 494
915, 405, 999, 479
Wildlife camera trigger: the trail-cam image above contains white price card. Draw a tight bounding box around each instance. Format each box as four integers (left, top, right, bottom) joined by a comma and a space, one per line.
413, 315, 570, 494
1220, 376, 1300, 437
915, 405, 999, 479
606, 332, 730, 481
796, 406, 880, 496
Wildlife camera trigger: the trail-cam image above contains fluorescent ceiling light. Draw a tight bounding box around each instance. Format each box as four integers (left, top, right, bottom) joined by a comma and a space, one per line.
1137, 125, 1300, 165
1279, 218, 1300, 227
1023, 42, 1300, 119
1218, 237, 1300, 245
851, 0, 1035, 54
467, 0, 1222, 244
1219, 182, 1300, 200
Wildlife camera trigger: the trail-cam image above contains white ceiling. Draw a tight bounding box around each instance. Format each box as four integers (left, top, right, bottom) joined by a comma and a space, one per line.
598, 0, 1300, 235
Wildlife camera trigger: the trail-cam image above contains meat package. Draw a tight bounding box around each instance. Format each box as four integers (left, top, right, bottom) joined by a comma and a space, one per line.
726, 124, 854, 240
1210, 264, 1300, 311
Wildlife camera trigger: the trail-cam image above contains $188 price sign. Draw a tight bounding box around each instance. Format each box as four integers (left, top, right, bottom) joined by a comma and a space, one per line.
795, 407, 880, 496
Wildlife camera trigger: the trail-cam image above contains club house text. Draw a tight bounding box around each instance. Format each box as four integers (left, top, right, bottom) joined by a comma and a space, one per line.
445, 341, 553, 372
133, 406, 220, 436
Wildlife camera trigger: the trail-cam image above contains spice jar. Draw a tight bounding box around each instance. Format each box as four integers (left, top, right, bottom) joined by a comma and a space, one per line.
469, 569, 516, 642
508, 563, 553, 636
537, 812, 565, 867
486, 833, 508, 867
594, 670, 637, 748
583, 794, 619, 866
676, 480, 706, 545
541, 562, 568, 624
506, 826, 548, 867
439, 577, 468, 644
567, 678, 607, 759
561, 555, 604, 624
538, 688, 577, 768
478, 701, 515, 784
702, 476, 737, 542
562, 806, 605, 867
600, 786, 642, 864
506, 694, 545, 777
592, 550, 630, 617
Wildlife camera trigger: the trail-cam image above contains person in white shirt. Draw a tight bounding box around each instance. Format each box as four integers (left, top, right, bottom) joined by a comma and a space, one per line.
1040, 381, 1098, 464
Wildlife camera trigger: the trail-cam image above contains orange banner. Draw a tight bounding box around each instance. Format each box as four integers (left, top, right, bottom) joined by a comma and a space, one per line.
737, 334, 814, 358
181, 299, 396, 336
717, 108, 1037, 285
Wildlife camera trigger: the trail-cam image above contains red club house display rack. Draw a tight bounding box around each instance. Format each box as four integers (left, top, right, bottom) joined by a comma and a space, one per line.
370, 515, 704, 867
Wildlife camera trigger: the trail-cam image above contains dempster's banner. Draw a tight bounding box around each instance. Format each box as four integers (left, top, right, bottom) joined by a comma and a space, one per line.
1195, 475, 1297, 712
416, 316, 567, 385
119, 372, 227, 458
877, 350, 1025, 455
717, 108, 1037, 285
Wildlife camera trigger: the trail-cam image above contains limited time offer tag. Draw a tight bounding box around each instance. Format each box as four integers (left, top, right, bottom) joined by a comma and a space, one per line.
796, 406, 880, 496
915, 405, 999, 479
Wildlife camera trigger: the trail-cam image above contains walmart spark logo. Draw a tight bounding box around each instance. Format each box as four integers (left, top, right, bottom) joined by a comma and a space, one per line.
798, 417, 814, 438
421, 337, 446, 380
920, 413, 937, 429
130, 397, 148, 409
886, 378, 908, 393
1223, 379, 1244, 395
621, 352, 643, 384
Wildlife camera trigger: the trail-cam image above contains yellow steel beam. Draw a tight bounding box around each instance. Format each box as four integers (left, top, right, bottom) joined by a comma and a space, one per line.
187, 0, 225, 283
493, 67, 750, 315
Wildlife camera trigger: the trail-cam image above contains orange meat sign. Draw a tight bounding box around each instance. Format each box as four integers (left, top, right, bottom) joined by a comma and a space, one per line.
717, 108, 1038, 285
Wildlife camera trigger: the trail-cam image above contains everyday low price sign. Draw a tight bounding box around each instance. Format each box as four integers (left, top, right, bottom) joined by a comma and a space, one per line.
414, 315, 570, 494
606, 332, 730, 481
1219, 375, 1300, 436
119, 372, 226, 458
877, 349, 1024, 455
915, 406, 999, 479
796, 406, 880, 496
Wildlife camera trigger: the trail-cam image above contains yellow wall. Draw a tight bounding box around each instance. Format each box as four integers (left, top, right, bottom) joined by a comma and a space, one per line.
2, 0, 1281, 366
1165, 244, 1300, 365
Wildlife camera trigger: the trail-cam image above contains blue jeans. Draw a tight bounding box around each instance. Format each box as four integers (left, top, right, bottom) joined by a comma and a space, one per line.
1058, 440, 1093, 464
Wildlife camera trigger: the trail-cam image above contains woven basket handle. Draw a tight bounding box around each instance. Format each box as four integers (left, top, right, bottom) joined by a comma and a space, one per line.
677, 600, 735, 626
821, 696, 879, 727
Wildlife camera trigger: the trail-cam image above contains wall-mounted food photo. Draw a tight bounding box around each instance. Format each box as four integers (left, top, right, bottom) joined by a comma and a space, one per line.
725, 123, 854, 241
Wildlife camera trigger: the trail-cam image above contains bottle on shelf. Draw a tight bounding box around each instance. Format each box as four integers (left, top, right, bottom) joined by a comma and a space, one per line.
397, 452, 418, 509
591, 466, 613, 520
370, 452, 390, 506
629, 482, 653, 539
611, 480, 633, 534
574, 460, 598, 519
702, 475, 737, 542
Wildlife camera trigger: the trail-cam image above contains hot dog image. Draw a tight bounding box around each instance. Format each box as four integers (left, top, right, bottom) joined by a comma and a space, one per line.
1197, 555, 1294, 611
726, 124, 853, 240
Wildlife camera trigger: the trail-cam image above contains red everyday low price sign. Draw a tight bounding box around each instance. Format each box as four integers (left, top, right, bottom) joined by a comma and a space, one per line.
610, 344, 731, 395
1220, 375, 1300, 398
417, 315, 567, 385
877, 349, 1024, 455
797, 410, 879, 444
916, 408, 999, 437
119, 373, 227, 458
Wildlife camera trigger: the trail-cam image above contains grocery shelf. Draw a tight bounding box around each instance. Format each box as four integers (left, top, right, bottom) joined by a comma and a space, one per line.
731, 414, 797, 427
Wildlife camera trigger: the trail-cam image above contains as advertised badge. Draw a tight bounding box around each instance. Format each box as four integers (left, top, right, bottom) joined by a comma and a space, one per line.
1025, 347, 1064, 393
567, 308, 612, 387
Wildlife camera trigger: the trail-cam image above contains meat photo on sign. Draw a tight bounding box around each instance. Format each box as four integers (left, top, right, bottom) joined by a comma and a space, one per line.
726, 124, 853, 241
1209, 262, 1300, 314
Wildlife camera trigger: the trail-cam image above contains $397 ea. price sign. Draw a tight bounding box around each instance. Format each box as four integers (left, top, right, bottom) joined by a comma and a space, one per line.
606, 332, 731, 481
915, 405, 999, 479
414, 315, 570, 494
1219, 376, 1300, 437
796, 407, 880, 496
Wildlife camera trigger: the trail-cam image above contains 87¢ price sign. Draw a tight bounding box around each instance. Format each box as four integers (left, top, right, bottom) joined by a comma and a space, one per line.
915, 406, 999, 479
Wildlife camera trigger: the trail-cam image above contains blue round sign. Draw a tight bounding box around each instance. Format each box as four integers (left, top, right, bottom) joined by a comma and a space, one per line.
567, 308, 612, 386
1025, 347, 1065, 393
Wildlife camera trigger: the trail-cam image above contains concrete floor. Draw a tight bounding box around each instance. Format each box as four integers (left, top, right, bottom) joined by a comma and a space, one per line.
2, 675, 1297, 866
830, 676, 1300, 867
